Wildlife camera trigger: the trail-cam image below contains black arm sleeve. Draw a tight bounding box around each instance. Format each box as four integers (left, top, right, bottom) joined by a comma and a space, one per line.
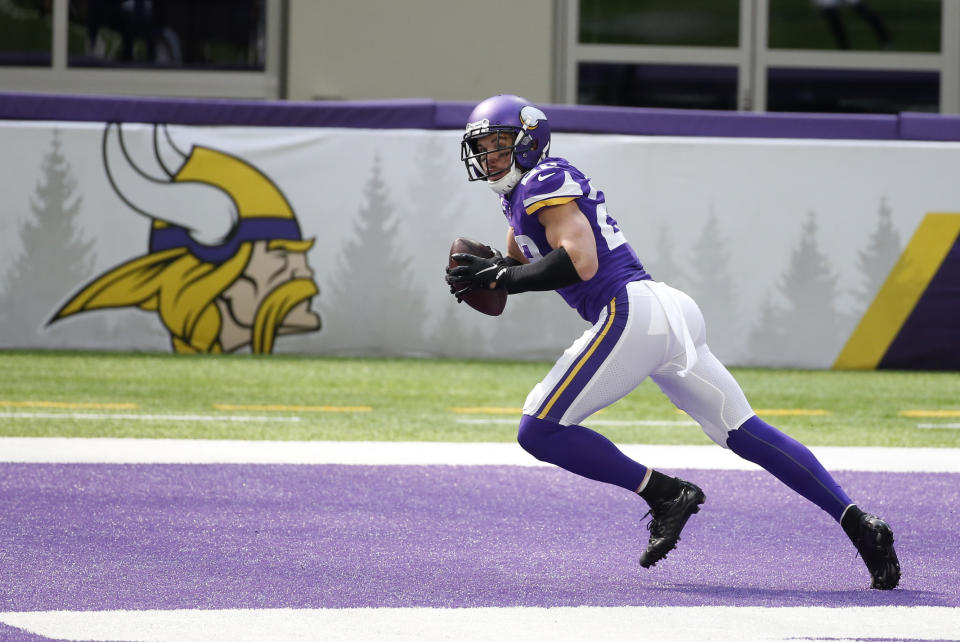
496, 247, 583, 294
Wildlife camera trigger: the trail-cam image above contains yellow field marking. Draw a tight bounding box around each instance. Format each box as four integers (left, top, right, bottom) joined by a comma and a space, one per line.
900, 410, 960, 418
0, 400, 138, 410
213, 404, 372, 413
450, 407, 523, 415
753, 409, 831, 416
673, 407, 830, 417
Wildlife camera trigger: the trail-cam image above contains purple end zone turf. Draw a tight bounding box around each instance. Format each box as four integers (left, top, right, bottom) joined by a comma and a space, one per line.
0, 464, 955, 611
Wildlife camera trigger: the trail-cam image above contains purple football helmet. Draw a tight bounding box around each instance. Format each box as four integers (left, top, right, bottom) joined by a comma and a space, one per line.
461, 94, 551, 194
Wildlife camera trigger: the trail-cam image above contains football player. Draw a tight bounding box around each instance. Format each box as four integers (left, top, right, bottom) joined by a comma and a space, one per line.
446, 94, 900, 589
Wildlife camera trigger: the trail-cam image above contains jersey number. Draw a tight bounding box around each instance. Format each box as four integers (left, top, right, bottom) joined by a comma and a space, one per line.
590, 183, 627, 251
514, 234, 543, 261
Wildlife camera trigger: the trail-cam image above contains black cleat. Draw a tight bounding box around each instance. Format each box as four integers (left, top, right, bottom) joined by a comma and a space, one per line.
854, 513, 901, 590
639, 480, 705, 568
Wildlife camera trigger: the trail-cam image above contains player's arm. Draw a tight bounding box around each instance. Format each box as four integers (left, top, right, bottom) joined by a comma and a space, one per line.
447, 205, 592, 294
537, 200, 599, 281
505, 227, 529, 265
490, 200, 594, 292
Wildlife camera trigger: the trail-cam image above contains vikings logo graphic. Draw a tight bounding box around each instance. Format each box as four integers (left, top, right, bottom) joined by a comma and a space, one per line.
519, 106, 546, 130
51, 123, 321, 353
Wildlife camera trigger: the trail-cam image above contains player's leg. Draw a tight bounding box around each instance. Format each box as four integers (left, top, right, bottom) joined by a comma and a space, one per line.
517, 282, 704, 567
650, 284, 900, 588
655, 347, 855, 519
649, 285, 856, 517
517, 284, 665, 492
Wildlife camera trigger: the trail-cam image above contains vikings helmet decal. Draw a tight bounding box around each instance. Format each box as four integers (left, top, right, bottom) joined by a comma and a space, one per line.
519, 105, 547, 131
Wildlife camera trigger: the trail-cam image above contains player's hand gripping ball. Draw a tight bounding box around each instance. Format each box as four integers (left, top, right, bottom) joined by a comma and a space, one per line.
445, 238, 508, 316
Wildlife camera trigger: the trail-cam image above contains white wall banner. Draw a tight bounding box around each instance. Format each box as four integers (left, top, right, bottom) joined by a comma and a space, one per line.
1, 121, 957, 367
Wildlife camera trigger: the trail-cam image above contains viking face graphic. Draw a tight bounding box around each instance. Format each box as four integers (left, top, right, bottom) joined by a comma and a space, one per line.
51, 123, 321, 353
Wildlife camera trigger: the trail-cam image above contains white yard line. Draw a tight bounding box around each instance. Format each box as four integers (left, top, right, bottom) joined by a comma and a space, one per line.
0, 606, 956, 642
0, 437, 958, 471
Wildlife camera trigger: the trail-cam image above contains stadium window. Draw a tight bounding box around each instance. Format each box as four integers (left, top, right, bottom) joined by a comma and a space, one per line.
578, 63, 739, 110
0, 0, 281, 98
767, 0, 941, 53
67, 0, 267, 70
566, 0, 748, 110
0, 0, 53, 66
761, 0, 944, 112
562, 0, 956, 113
767, 67, 940, 113
578, 0, 741, 47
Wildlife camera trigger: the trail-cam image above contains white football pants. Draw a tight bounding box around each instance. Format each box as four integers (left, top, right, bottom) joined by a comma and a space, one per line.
523, 280, 755, 446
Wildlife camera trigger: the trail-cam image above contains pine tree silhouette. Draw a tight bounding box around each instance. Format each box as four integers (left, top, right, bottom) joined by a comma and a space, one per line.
774, 211, 843, 367
650, 224, 686, 290
687, 210, 741, 361
0, 130, 96, 345
854, 197, 901, 308
407, 135, 490, 355
497, 289, 588, 360
405, 135, 464, 250
322, 155, 429, 355
748, 291, 788, 366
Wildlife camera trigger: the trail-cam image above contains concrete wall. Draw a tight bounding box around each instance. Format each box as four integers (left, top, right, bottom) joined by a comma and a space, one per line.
286, 0, 556, 103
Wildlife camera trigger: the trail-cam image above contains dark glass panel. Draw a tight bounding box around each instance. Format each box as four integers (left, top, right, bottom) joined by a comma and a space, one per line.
0, 0, 52, 66
580, 0, 740, 47
579, 63, 739, 110
67, 0, 266, 70
768, 0, 940, 52
767, 67, 939, 113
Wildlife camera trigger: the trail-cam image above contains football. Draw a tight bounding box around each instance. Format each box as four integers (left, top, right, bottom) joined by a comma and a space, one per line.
448, 237, 508, 316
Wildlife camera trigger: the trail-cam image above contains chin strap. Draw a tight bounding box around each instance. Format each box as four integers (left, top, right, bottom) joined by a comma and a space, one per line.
486, 164, 523, 195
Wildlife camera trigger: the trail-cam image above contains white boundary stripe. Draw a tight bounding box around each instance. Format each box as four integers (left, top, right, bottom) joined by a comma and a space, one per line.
918, 423, 960, 429
0, 412, 301, 423
1, 437, 959, 471
0, 606, 956, 642
455, 418, 697, 426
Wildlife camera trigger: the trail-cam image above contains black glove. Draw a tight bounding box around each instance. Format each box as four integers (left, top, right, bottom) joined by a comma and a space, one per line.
446, 252, 506, 301
448, 247, 583, 298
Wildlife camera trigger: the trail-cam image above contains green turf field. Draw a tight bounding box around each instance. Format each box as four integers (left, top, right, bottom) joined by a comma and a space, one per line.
0, 350, 957, 448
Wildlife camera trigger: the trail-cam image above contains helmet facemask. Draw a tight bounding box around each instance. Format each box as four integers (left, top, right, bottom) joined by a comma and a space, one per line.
461, 97, 551, 195
461, 126, 525, 195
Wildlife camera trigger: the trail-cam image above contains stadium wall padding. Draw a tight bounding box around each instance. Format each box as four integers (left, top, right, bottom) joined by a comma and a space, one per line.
1, 92, 958, 369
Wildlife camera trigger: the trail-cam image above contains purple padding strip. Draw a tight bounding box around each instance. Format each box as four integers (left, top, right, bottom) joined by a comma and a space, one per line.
0, 90, 951, 140
405, 100, 900, 139
544, 104, 898, 139
0, 91, 437, 129
899, 111, 960, 141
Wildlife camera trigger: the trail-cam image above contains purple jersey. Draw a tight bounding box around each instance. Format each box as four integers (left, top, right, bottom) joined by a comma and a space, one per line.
500, 157, 650, 323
